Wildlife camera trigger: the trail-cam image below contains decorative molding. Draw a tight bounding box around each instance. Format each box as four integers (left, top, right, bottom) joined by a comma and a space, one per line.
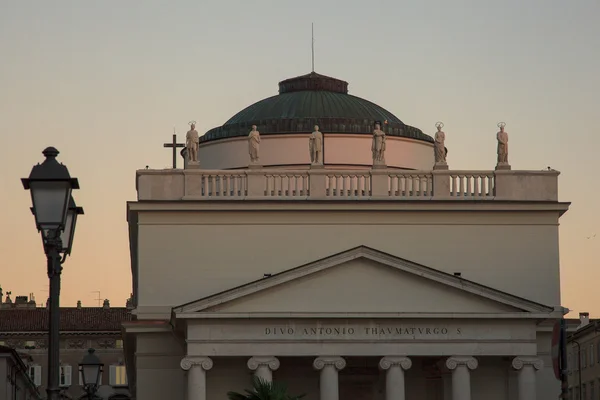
512, 357, 543, 371
96, 338, 116, 349
180, 356, 213, 371
247, 356, 280, 371
445, 356, 478, 371
379, 356, 412, 371
67, 339, 86, 349
313, 356, 346, 371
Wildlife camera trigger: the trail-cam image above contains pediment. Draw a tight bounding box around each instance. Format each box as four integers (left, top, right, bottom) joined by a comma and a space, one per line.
173, 246, 555, 316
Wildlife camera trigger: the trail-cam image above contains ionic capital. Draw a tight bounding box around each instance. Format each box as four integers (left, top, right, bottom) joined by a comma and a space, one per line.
445, 356, 478, 371
313, 356, 346, 371
247, 356, 280, 371
379, 356, 412, 371
512, 357, 543, 371
180, 356, 213, 371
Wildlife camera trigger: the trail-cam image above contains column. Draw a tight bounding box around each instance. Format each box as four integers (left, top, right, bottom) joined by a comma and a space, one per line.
512, 357, 543, 400
180, 356, 213, 400
445, 356, 478, 400
313, 356, 346, 400
247, 356, 280, 383
379, 357, 412, 400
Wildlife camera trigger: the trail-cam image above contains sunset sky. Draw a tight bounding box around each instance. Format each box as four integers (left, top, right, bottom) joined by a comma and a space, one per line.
1, 0, 598, 316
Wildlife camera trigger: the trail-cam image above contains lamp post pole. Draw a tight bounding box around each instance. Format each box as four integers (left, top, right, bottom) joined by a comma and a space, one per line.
46, 230, 63, 400
22, 147, 82, 400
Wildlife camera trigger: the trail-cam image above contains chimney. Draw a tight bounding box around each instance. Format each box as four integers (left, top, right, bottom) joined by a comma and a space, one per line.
46, 298, 50, 309
28, 293, 36, 308
579, 312, 590, 328
77, 300, 82, 309
103, 299, 110, 309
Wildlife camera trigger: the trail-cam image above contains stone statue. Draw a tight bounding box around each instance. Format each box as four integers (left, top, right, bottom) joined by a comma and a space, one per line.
248, 125, 261, 163
186, 122, 199, 162
434, 122, 446, 163
309, 125, 323, 165
496, 122, 509, 164
371, 122, 386, 164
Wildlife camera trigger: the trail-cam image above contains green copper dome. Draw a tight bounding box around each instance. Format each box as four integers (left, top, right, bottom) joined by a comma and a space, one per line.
201, 72, 433, 143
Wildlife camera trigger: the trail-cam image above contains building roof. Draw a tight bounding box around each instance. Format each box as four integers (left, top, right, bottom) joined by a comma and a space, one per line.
201, 71, 433, 144
0, 307, 132, 333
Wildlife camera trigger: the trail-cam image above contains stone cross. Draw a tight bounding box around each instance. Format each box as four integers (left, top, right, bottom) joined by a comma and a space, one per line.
163, 131, 185, 169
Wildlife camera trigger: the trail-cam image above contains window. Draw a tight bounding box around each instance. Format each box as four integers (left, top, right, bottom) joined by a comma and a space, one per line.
597, 342, 600, 364
109, 365, 127, 387
582, 383, 587, 400
116, 339, 123, 349
583, 350, 587, 369
590, 381, 595, 400
28, 365, 42, 387
59, 365, 72, 387
24, 340, 36, 349
591, 344, 595, 365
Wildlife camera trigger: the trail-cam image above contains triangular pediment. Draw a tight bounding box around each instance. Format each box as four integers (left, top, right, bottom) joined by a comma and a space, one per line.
173, 246, 555, 316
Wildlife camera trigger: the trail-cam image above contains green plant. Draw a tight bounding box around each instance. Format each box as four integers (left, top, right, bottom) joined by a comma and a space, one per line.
227, 376, 305, 400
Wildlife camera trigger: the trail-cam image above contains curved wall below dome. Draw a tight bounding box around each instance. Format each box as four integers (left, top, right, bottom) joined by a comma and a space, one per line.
197, 134, 434, 170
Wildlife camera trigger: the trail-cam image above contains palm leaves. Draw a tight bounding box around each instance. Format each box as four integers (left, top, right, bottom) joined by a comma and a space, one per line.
227, 376, 305, 400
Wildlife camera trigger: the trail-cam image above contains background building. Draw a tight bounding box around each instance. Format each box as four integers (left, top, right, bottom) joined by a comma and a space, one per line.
0, 345, 41, 399
0, 290, 132, 399
567, 312, 600, 400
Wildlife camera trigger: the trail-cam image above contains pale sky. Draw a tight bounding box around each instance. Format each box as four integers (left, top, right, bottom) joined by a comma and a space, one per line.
0, 1, 598, 315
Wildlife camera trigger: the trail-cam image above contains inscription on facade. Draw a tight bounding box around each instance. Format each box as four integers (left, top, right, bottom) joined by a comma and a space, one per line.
264, 326, 462, 338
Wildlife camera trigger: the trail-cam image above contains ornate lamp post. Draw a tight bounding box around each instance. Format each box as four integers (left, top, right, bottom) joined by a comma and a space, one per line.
79, 348, 104, 399
22, 147, 82, 400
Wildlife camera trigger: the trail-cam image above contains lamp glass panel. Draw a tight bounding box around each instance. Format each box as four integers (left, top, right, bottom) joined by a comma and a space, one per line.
59, 210, 75, 253
30, 181, 71, 230
82, 365, 100, 385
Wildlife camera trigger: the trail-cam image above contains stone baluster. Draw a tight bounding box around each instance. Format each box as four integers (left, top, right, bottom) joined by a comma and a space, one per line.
247, 356, 280, 383
180, 356, 213, 400
379, 357, 412, 400
445, 356, 478, 400
313, 356, 346, 400
512, 357, 543, 400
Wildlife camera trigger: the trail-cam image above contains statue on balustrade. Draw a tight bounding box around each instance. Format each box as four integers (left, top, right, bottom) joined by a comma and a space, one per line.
248, 125, 261, 163
496, 122, 509, 167
434, 122, 447, 164
186, 121, 200, 162
371, 122, 386, 164
309, 125, 323, 165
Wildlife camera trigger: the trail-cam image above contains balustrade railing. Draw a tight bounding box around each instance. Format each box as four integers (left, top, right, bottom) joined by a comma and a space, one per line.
388, 173, 433, 198
264, 173, 309, 198
199, 172, 247, 198
326, 173, 371, 198
449, 172, 494, 198
138, 167, 558, 202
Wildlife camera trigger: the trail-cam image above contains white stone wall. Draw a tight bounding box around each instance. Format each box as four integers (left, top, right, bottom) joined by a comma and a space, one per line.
135, 208, 561, 317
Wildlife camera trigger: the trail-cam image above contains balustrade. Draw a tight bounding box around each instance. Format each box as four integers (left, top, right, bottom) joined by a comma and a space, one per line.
137, 168, 559, 202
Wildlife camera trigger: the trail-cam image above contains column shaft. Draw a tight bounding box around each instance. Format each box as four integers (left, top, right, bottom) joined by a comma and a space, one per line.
181, 357, 213, 400
313, 357, 346, 400
188, 366, 206, 400
512, 357, 543, 400
445, 357, 478, 400
379, 356, 412, 400
247, 356, 280, 383
320, 365, 339, 400
451, 365, 471, 400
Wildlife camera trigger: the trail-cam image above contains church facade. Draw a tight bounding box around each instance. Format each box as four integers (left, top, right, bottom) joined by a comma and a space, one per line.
124, 72, 569, 400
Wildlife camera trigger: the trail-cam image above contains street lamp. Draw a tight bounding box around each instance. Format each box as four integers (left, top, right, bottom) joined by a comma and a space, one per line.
22, 147, 81, 400
79, 348, 104, 399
